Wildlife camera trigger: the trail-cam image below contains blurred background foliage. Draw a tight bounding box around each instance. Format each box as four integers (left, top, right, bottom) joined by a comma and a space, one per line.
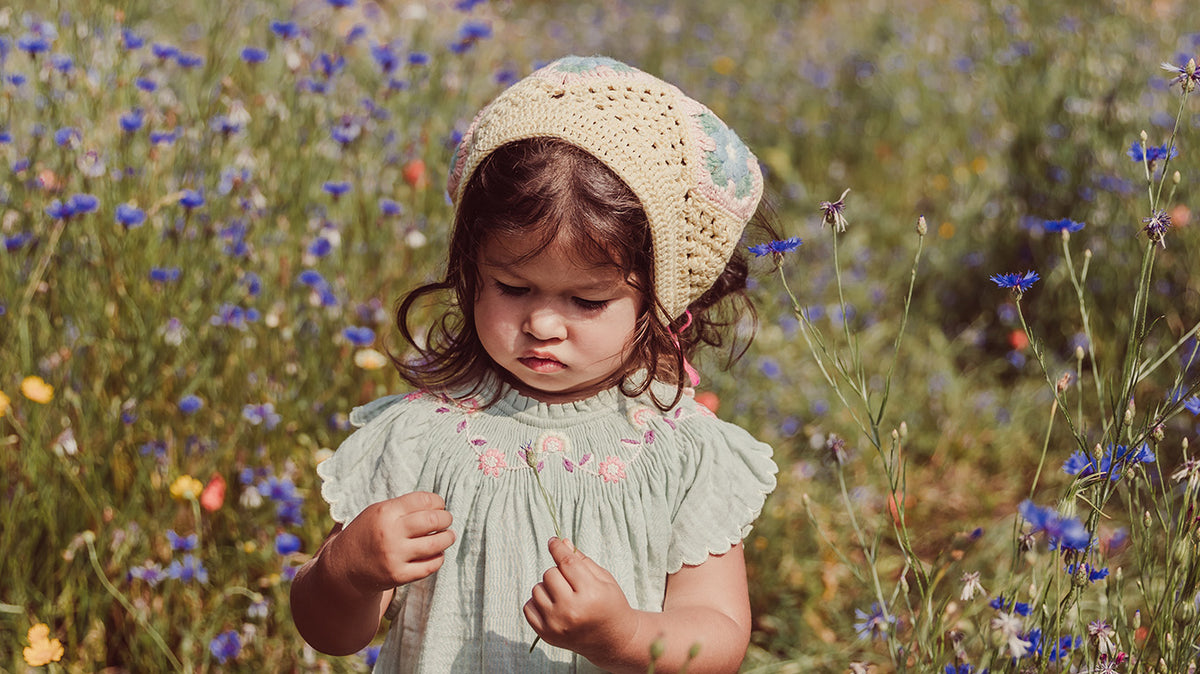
2, 0, 1199, 670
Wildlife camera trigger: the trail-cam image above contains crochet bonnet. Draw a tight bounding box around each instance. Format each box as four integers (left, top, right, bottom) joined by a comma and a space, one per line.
447, 55, 764, 322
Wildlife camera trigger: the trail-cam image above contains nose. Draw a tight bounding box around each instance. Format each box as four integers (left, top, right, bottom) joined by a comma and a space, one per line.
523, 306, 567, 341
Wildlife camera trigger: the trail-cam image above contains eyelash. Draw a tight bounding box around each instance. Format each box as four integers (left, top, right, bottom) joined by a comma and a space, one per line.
493, 281, 610, 312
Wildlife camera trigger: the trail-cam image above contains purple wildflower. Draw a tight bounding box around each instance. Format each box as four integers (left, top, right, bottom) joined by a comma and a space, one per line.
1142, 209, 1171, 247
275, 532, 301, 555
241, 46, 269, 64
209, 630, 241, 664
166, 554, 209, 583
1042, 218, 1084, 233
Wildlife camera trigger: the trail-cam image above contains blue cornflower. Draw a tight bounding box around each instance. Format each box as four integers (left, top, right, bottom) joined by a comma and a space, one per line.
1066, 562, 1109, 583
241, 272, 262, 297
379, 198, 404, 216
853, 603, 894, 641
151, 43, 179, 60
989, 270, 1040, 295
179, 395, 204, 414
45, 199, 74, 220
149, 267, 181, 283
127, 561, 166, 587
450, 21, 492, 53
331, 117, 362, 145
748, 237, 803, 257
50, 53, 73, 73
210, 303, 260, 330
455, 0, 488, 9
0, 130, 11, 144
259, 475, 306, 526
275, 532, 302, 555
323, 181, 351, 198
270, 21, 300, 39
209, 630, 241, 664
408, 51, 430, 66
1184, 396, 1200, 415
135, 77, 158, 92
68, 194, 99, 215
1018, 500, 1091, 551
54, 126, 81, 147
5, 231, 33, 252
116, 203, 147, 229
120, 108, 145, 133
175, 52, 204, 68
371, 43, 400, 73
167, 529, 198, 552
241, 46, 269, 64
346, 25, 368, 44
242, 403, 281, 430
361, 645, 382, 668
327, 0, 355, 7
944, 665, 979, 674
17, 34, 51, 57
150, 128, 179, 145
308, 237, 333, 258
179, 189, 205, 210
1127, 141, 1178, 163
1063, 443, 1155, 482
166, 554, 208, 583
209, 115, 241, 136
1042, 218, 1084, 233
298, 269, 326, 287
342, 326, 376, 346
313, 52, 345, 79
121, 29, 145, 50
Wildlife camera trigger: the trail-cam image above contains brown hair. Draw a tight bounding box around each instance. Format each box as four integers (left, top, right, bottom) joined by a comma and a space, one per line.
393, 137, 770, 410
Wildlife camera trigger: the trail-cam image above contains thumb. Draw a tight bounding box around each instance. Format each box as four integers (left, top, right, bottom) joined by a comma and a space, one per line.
548, 536, 582, 566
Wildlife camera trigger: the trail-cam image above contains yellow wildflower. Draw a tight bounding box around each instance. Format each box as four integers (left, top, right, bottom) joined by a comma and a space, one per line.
23, 623, 64, 666
20, 376, 54, 404
354, 348, 388, 370
0, 389, 10, 417
170, 475, 204, 501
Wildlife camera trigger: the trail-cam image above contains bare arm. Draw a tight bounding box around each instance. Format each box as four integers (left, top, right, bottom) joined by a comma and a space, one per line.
524, 538, 751, 673
290, 492, 455, 655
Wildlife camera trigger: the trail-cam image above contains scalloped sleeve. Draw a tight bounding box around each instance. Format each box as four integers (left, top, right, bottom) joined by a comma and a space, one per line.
667, 411, 778, 572
317, 394, 428, 524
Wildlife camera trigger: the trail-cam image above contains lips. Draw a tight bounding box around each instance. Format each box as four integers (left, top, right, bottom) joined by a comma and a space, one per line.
518, 355, 565, 373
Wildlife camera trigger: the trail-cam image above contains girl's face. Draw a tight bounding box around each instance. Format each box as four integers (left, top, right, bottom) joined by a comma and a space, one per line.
474, 233, 643, 403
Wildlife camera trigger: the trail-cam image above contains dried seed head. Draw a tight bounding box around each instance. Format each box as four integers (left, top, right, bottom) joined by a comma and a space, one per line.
916, 215, 928, 236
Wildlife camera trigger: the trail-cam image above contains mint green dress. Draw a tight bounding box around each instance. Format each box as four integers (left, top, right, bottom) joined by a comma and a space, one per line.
317, 382, 777, 673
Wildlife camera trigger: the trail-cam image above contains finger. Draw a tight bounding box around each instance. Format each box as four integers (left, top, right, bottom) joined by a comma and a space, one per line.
397, 552, 446, 585
403, 528, 456, 561
394, 490, 447, 513
523, 598, 546, 634
539, 565, 574, 600
529, 580, 553, 609
548, 537, 594, 587
397, 508, 454, 538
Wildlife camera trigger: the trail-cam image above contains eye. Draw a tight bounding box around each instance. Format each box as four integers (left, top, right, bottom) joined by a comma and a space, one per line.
573, 297, 610, 312
494, 281, 528, 296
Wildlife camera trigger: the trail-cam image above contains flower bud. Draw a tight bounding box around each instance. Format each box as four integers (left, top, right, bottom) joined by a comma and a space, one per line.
1173, 540, 1193, 566
649, 638, 665, 662
1143, 510, 1153, 529
891, 429, 899, 441
1134, 609, 1141, 629
1075, 346, 1085, 361
1189, 58, 1197, 77
1072, 564, 1089, 587
899, 421, 908, 439
1141, 130, 1149, 142
1056, 373, 1072, 393
1124, 407, 1134, 425
1184, 438, 1190, 452
1152, 424, 1164, 443
916, 215, 927, 236
1175, 170, 1182, 185
687, 642, 702, 660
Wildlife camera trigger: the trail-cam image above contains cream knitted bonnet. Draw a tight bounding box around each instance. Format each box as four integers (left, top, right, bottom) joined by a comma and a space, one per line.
447, 55, 764, 322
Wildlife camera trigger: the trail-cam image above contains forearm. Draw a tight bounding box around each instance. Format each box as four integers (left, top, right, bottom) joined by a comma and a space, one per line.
290, 550, 388, 655
585, 606, 749, 674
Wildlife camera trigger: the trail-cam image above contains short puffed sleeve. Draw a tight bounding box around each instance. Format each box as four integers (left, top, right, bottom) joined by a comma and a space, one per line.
317, 394, 429, 524
667, 407, 778, 572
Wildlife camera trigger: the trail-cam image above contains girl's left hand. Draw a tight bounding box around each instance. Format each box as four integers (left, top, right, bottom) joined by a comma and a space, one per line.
523, 537, 638, 658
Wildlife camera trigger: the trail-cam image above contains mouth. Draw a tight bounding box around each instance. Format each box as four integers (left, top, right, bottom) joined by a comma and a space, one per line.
518, 355, 566, 373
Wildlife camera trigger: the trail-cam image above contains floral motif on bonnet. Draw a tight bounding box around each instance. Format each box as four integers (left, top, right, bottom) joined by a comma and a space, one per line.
447, 55, 764, 322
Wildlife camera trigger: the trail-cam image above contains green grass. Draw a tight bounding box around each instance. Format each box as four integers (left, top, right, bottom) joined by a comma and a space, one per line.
2, 0, 1199, 671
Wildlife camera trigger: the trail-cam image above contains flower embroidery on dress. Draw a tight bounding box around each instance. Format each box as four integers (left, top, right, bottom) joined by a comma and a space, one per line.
536, 432, 569, 455
477, 448, 507, 477
627, 404, 656, 428
597, 456, 627, 483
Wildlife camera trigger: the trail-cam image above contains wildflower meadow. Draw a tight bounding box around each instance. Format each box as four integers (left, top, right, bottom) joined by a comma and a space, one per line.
3, 0, 1200, 672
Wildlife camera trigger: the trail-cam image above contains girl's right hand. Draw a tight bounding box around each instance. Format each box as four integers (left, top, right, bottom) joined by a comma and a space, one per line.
329, 491, 456, 592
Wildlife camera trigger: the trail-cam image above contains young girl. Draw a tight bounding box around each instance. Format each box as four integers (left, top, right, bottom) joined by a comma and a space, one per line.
291, 55, 778, 673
